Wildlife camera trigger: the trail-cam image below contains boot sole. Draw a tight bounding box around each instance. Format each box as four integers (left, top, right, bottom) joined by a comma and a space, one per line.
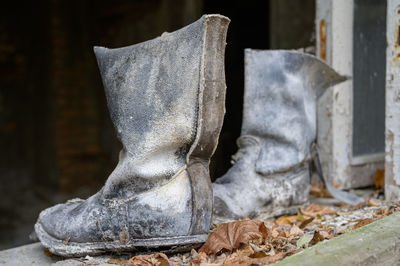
35, 222, 208, 257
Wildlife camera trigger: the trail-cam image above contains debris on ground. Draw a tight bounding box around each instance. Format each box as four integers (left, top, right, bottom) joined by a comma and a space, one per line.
108, 253, 169, 266
106, 188, 400, 266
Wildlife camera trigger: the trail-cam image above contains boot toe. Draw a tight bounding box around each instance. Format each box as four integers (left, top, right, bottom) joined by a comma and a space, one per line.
37, 199, 84, 241
36, 197, 103, 243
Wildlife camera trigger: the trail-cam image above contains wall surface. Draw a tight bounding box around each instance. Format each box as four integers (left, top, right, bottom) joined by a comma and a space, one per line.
269, 0, 315, 50
0, 0, 203, 250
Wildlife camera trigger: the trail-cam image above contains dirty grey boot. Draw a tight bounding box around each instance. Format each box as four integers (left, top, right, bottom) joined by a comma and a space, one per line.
34, 14, 229, 257
213, 49, 346, 221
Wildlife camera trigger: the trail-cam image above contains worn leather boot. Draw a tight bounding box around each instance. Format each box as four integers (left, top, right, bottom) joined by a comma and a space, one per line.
213, 49, 346, 221
35, 14, 229, 257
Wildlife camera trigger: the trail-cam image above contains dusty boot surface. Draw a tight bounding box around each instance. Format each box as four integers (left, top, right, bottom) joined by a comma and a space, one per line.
213, 50, 347, 222
35, 14, 230, 257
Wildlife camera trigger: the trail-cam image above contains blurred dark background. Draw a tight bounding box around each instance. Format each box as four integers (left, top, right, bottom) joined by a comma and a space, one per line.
0, 0, 314, 249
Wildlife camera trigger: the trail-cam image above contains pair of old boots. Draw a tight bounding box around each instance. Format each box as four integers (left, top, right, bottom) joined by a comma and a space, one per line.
35, 15, 346, 256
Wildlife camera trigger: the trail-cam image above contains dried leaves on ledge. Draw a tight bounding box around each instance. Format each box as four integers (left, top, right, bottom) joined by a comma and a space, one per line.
193, 218, 298, 265
198, 219, 263, 254
107, 201, 400, 266
108, 253, 169, 266
189, 201, 400, 265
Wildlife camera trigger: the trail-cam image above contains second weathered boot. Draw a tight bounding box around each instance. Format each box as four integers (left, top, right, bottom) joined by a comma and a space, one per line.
213, 49, 346, 221
34, 15, 229, 256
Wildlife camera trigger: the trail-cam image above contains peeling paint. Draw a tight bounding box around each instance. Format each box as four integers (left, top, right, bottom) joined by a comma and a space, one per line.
385, 1, 400, 199
319, 19, 327, 62
316, 0, 381, 189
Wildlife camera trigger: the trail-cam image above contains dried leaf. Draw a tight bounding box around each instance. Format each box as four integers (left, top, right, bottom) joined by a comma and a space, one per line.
190, 250, 209, 266
351, 218, 374, 229
310, 183, 332, 198
223, 252, 251, 265
388, 203, 400, 215
312, 231, 325, 244
332, 183, 340, 188
108, 259, 130, 265
296, 233, 313, 247
250, 251, 267, 258
43, 249, 55, 257
63, 237, 70, 245
318, 230, 330, 239
367, 199, 380, 207
297, 208, 305, 222
289, 224, 304, 236
226, 251, 286, 265
275, 215, 298, 225
250, 252, 287, 265
236, 244, 255, 257
280, 242, 297, 253
373, 169, 385, 189
265, 244, 276, 256
199, 220, 263, 254
248, 242, 266, 253
128, 253, 169, 266
300, 203, 336, 217
280, 230, 290, 238
270, 228, 279, 238
374, 207, 389, 218
213, 253, 228, 265
259, 222, 269, 239
299, 217, 314, 229
335, 203, 350, 208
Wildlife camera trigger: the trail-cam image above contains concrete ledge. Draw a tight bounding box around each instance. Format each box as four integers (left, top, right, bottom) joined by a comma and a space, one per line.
274, 211, 400, 266
0, 243, 58, 265
0, 243, 114, 265
1, 212, 400, 265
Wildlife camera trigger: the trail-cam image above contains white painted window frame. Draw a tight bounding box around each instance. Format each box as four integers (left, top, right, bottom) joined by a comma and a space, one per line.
385, 0, 400, 199
316, 0, 384, 189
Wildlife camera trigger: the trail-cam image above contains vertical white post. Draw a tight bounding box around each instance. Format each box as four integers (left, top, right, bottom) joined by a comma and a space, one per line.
330, 0, 354, 188
316, 0, 382, 188
316, 0, 355, 188
316, 0, 334, 185
385, 0, 400, 200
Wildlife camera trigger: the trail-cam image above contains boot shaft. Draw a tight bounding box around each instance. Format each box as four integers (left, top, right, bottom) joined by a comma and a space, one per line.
94, 16, 229, 184
94, 18, 204, 177
242, 50, 346, 175
94, 15, 229, 234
